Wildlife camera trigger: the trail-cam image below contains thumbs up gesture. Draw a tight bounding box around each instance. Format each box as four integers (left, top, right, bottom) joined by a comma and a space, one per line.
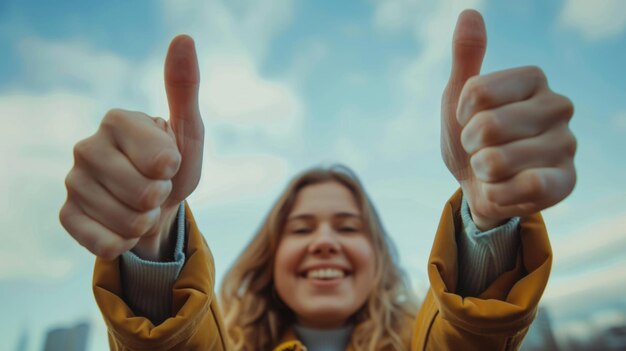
60, 35, 204, 260
441, 10, 576, 230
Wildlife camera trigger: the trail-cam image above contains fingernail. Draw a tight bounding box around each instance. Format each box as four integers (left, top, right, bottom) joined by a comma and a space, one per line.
156, 149, 181, 178
154, 180, 172, 205
154, 117, 168, 131
470, 154, 488, 181
145, 207, 161, 222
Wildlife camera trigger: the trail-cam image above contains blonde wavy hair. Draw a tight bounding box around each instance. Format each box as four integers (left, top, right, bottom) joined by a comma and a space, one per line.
220, 165, 418, 350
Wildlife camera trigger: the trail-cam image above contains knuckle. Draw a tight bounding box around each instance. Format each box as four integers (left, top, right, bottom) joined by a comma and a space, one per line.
485, 150, 505, 179
567, 165, 577, 190
58, 202, 73, 231
64, 168, 86, 197
101, 108, 127, 131
526, 66, 547, 86
64, 169, 77, 192
73, 138, 94, 163
460, 127, 473, 152
484, 185, 499, 203
526, 173, 547, 196
564, 133, 577, 157
466, 78, 491, 108
556, 94, 575, 121
475, 148, 506, 180
139, 184, 159, 210
104, 108, 124, 121
476, 112, 501, 145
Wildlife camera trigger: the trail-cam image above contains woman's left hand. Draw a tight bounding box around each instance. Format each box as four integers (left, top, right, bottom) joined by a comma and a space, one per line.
441, 10, 577, 230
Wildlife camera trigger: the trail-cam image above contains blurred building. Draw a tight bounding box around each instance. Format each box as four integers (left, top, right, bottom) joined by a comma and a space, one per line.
43, 321, 90, 351
589, 310, 626, 351
555, 309, 626, 351
14, 327, 28, 351
521, 306, 559, 351
599, 324, 626, 350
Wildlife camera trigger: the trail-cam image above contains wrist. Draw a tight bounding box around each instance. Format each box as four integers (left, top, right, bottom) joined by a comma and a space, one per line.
132, 205, 179, 261
461, 188, 510, 231
469, 211, 508, 232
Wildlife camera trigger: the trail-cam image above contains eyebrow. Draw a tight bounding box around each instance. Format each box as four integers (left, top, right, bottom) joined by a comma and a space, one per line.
287, 212, 362, 221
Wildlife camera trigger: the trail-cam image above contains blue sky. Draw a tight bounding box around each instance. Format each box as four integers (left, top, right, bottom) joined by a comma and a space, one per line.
1, 0, 625, 349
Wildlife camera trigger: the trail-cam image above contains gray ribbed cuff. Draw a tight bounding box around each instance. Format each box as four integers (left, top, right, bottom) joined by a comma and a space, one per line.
120, 202, 186, 325
456, 195, 520, 297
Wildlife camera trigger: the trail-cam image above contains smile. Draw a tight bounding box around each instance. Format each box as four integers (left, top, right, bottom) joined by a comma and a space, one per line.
298, 266, 353, 282
306, 268, 346, 280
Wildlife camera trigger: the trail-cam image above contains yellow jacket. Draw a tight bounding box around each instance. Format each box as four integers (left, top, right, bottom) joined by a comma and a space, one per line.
93, 190, 551, 350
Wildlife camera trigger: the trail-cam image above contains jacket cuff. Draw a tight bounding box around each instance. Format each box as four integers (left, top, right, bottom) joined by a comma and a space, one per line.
456, 195, 520, 297
120, 203, 186, 324
428, 188, 552, 335
93, 201, 221, 349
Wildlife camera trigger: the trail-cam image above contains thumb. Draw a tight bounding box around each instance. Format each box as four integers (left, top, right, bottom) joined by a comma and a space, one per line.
164, 35, 203, 146
447, 9, 487, 93
162, 35, 204, 203
441, 10, 486, 181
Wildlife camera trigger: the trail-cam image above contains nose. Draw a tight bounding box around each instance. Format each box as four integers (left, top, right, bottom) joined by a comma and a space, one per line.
308, 223, 340, 256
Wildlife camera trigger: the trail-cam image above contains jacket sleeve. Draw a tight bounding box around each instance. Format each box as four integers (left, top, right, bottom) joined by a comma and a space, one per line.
118, 202, 186, 326
411, 189, 552, 351
92, 202, 230, 351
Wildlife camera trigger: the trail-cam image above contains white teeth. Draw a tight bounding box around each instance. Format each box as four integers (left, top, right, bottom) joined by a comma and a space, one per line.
306, 268, 345, 280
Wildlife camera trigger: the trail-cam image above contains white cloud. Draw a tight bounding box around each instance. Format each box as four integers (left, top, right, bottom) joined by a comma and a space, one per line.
373, 0, 426, 32
157, 0, 305, 144
0, 0, 304, 280
559, 0, 626, 40
18, 38, 135, 104
332, 137, 369, 172
0, 92, 101, 280
285, 40, 328, 87
189, 152, 289, 205
18, 0, 305, 145
378, 106, 438, 160
543, 257, 626, 303
372, 0, 484, 159
539, 195, 626, 317
160, 0, 293, 61
550, 211, 626, 271
203, 55, 304, 140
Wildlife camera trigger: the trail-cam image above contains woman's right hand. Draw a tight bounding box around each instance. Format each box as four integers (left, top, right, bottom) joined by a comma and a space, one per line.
60, 35, 205, 261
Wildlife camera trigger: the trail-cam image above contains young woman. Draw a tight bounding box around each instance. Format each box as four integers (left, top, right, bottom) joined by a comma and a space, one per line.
220, 166, 418, 349
60, 10, 576, 350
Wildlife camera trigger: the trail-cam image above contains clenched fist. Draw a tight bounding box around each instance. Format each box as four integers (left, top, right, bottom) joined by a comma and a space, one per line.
60, 35, 204, 260
441, 10, 576, 230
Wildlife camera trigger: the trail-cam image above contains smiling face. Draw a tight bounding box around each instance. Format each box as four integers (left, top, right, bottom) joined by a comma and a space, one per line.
273, 181, 377, 329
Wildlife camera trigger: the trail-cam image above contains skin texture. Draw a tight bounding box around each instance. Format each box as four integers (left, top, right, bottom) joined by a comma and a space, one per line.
274, 182, 376, 329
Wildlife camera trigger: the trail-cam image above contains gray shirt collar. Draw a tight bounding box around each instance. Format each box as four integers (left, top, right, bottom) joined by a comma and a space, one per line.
293, 324, 354, 351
